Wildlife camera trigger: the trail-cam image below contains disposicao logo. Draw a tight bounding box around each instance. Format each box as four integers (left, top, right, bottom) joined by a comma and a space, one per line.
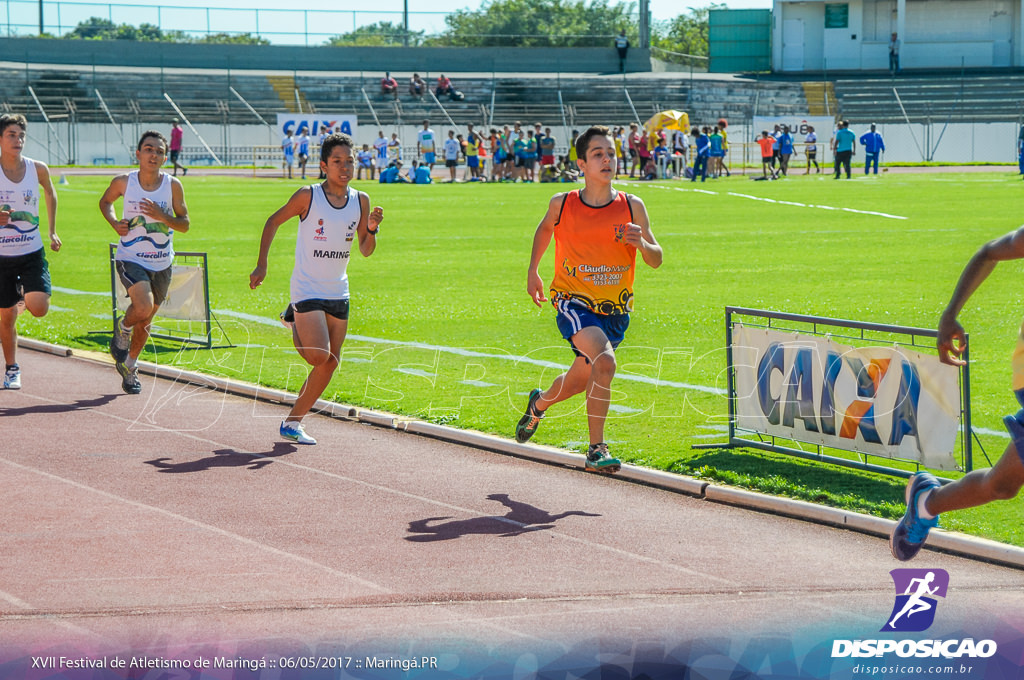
883, 568, 948, 633
831, 568, 997, 660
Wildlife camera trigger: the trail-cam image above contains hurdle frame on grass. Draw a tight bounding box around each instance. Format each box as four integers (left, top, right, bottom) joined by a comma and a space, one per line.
108, 245, 232, 350
700, 307, 980, 478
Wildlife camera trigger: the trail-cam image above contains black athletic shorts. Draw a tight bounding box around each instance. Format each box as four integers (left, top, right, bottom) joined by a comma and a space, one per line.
283, 298, 350, 322
0, 248, 50, 308
116, 260, 172, 307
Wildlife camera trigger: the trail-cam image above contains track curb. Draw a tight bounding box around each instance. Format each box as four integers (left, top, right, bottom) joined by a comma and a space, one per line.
20, 337, 1024, 571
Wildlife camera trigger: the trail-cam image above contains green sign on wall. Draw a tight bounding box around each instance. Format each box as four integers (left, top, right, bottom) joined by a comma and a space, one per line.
825, 3, 849, 28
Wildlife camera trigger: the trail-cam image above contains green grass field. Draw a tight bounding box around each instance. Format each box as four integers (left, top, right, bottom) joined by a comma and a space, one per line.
20, 169, 1024, 548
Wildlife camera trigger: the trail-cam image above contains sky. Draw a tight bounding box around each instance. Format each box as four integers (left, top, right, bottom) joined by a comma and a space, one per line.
25, 0, 773, 44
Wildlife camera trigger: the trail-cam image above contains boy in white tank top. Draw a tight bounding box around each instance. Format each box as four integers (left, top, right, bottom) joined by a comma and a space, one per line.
0, 113, 61, 390
249, 133, 383, 445
99, 131, 190, 395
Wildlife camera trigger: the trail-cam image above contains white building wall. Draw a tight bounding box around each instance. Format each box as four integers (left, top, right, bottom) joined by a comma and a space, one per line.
774, 0, 1022, 71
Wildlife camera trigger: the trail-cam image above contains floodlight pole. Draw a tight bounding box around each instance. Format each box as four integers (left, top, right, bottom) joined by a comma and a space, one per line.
38, 0, 43, 34
403, 0, 409, 47
639, 0, 650, 48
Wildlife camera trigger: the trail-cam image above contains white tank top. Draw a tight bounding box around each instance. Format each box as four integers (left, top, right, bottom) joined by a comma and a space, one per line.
290, 184, 361, 303
115, 171, 174, 271
0, 157, 42, 257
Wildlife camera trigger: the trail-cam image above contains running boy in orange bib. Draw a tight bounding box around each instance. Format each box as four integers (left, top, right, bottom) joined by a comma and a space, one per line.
515, 125, 663, 473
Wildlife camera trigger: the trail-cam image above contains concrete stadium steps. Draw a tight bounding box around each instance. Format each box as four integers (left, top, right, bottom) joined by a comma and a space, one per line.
687, 78, 809, 124
835, 73, 1024, 123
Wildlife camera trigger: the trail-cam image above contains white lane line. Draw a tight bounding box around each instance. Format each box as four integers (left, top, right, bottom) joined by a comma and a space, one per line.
622, 182, 909, 220
11, 390, 736, 586
52, 286, 106, 296
395, 368, 438, 378
38, 293, 727, 397
974, 427, 1010, 439
210, 308, 726, 396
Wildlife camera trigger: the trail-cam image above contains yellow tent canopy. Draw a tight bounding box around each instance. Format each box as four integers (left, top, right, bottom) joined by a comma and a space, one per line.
643, 110, 690, 151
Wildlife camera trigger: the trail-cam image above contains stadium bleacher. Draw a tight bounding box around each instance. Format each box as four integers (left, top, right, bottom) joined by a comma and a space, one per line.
0, 63, 815, 129
834, 72, 1024, 124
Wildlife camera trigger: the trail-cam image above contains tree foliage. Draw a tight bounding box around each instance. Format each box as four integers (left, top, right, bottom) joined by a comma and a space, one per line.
651, 5, 722, 60
431, 0, 637, 48
195, 32, 270, 45
326, 22, 424, 47
62, 17, 266, 44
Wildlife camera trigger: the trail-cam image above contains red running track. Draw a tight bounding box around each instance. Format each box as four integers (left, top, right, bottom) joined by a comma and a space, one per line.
1, 348, 1022, 674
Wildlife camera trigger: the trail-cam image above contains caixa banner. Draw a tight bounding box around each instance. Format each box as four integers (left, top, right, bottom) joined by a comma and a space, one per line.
276, 115, 357, 139
732, 324, 962, 469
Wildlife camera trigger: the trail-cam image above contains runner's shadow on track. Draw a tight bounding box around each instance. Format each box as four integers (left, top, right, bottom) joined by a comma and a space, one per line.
0, 393, 122, 417
144, 441, 297, 473
405, 493, 601, 542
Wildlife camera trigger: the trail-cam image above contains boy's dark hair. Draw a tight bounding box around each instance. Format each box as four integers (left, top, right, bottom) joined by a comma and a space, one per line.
574, 125, 612, 161
138, 130, 168, 151
0, 113, 28, 135
320, 132, 353, 162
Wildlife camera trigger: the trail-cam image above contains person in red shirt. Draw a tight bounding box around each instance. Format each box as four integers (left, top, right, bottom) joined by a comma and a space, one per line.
168, 118, 186, 177
757, 131, 777, 179
436, 75, 453, 98
380, 72, 398, 100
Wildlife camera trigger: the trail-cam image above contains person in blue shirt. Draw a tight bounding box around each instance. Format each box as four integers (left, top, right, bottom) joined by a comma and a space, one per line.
378, 161, 409, 184
690, 126, 710, 182
296, 127, 311, 180
832, 121, 857, 179
859, 124, 886, 175
411, 159, 432, 184
778, 125, 795, 177
653, 138, 670, 179
1017, 124, 1023, 177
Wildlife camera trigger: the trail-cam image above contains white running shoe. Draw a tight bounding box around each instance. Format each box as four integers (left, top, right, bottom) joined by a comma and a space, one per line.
280, 420, 317, 445
3, 364, 21, 390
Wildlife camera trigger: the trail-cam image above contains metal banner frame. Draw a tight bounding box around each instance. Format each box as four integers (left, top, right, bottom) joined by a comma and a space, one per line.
109, 245, 232, 350
700, 306, 977, 479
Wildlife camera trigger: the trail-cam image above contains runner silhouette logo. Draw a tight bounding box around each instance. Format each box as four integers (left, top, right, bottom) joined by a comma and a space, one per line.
882, 568, 949, 632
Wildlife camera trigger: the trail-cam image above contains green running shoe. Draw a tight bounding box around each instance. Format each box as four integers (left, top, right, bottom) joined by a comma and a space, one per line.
514, 388, 545, 443
585, 442, 621, 474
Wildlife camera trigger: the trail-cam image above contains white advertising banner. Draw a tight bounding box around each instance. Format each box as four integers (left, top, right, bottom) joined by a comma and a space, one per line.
732, 325, 962, 470
116, 264, 207, 322
752, 116, 835, 141
276, 114, 357, 139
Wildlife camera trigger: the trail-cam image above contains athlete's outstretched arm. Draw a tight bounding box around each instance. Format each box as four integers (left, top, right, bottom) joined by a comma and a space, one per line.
35, 161, 60, 251
356, 192, 382, 258
249, 186, 311, 289
98, 174, 131, 237
938, 225, 1024, 365
625, 195, 663, 269
526, 194, 563, 307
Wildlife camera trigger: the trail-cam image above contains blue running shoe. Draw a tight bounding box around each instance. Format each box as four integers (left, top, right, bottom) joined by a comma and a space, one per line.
890, 472, 941, 561
280, 420, 317, 445
514, 388, 545, 443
